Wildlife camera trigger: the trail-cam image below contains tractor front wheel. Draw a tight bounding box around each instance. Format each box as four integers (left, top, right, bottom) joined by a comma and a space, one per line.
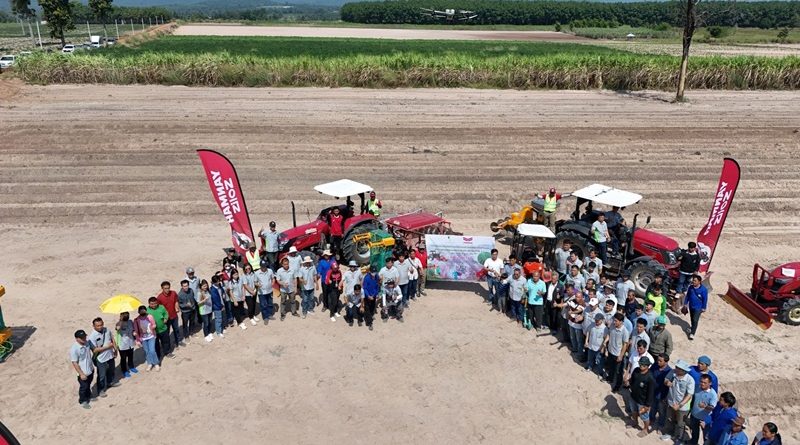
342, 222, 378, 266
625, 259, 667, 298
555, 230, 591, 261
779, 299, 800, 326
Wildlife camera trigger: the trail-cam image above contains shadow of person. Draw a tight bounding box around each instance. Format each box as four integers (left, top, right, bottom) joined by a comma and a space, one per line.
601, 393, 627, 419
428, 281, 485, 297
665, 312, 690, 335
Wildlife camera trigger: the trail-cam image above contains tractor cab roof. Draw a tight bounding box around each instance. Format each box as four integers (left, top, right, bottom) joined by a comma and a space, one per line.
314, 179, 373, 199
572, 184, 642, 208
516, 223, 555, 239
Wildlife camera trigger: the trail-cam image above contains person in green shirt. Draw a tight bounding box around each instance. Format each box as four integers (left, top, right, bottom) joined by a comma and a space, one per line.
646, 286, 667, 317
147, 297, 170, 362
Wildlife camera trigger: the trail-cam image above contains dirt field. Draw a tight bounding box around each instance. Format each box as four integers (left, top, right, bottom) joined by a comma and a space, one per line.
174, 23, 588, 41
1, 82, 799, 444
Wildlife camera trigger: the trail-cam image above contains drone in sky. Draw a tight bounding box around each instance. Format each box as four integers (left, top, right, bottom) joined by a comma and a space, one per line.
420, 8, 478, 22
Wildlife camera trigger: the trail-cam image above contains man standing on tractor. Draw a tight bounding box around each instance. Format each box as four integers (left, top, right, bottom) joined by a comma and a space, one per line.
683, 274, 708, 341
537, 187, 563, 231
366, 191, 383, 217
676, 242, 701, 296
591, 212, 611, 264
604, 206, 626, 254
259, 221, 280, 271
328, 207, 344, 260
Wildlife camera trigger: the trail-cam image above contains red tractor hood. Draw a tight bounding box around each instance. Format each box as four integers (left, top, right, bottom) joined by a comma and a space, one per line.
281, 220, 327, 246
633, 227, 680, 251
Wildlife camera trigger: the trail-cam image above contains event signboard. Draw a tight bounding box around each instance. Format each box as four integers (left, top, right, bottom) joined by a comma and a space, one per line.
425, 234, 495, 282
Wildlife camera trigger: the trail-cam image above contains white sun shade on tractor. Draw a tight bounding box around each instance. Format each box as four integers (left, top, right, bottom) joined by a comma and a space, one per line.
314, 179, 373, 199
571, 184, 642, 208
516, 223, 556, 238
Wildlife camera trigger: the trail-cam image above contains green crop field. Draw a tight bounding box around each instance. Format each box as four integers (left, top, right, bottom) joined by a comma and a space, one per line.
14, 35, 800, 90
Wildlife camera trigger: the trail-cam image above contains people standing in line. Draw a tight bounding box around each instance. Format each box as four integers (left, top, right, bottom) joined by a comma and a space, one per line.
483, 249, 503, 305
415, 246, 428, 296
328, 207, 344, 259
69, 329, 95, 409
362, 266, 380, 331
116, 312, 137, 378
684, 274, 708, 340
241, 263, 260, 326
298, 256, 318, 319
325, 264, 344, 322
220, 263, 235, 327
177, 279, 197, 339
276, 257, 300, 320
226, 269, 248, 330
185, 266, 200, 327
147, 297, 170, 361
344, 284, 364, 327
676, 242, 701, 295
526, 271, 546, 331
88, 317, 118, 398
156, 281, 183, 352
196, 279, 213, 342
260, 221, 280, 271
210, 275, 226, 338
603, 313, 630, 392
134, 305, 160, 371
660, 359, 695, 443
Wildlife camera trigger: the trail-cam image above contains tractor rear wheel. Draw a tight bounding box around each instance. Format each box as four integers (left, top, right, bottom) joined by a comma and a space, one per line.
625, 259, 667, 298
342, 221, 378, 266
555, 230, 591, 261
779, 299, 800, 326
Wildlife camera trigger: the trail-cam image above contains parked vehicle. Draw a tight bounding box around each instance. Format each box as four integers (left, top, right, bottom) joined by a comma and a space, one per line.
726, 262, 800, 329
0, 55, 15, 70
62, 44, 75, 54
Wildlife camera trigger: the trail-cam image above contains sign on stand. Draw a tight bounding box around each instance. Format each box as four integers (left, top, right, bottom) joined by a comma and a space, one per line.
425, 235, 495, 282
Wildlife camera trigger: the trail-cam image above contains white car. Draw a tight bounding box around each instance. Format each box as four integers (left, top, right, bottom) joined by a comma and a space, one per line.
62, 44, 75, 53
0, 55, 15, 69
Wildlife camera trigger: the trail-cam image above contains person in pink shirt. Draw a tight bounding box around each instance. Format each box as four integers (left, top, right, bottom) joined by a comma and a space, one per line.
133, 305, 160, 371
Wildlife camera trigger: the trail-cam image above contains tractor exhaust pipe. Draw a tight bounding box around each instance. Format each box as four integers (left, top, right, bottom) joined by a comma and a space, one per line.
291, 201, 297, 228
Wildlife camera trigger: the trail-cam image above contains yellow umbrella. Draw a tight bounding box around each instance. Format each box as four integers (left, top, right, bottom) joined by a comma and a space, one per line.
99, 294, 143, 315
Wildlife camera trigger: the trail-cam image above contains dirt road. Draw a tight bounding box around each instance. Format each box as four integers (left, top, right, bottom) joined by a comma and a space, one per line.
174, 23, 588, 41
0, 83, 799, 443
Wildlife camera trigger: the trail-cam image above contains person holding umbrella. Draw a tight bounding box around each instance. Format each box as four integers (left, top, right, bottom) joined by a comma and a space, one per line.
99, 294, 142, 379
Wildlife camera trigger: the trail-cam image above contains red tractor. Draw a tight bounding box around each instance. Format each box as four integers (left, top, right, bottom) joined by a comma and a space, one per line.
726, 263, 800, 329
551, 184, 682, 297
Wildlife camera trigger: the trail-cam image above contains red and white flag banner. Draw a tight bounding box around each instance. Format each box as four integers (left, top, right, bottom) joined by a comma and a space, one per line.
696, 157, 740, 274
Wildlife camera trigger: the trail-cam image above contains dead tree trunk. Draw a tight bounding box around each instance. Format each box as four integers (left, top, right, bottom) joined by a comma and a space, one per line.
677, 0, 697, 101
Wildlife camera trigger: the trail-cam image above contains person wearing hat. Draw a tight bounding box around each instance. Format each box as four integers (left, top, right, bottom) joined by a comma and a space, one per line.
255, 259, 276, 323
316, 250, 335, 310
298, 256, 318, 319
646, 273, 669, 304
276, 257, 300, 320
616, 272, 635, 306
625, 340, 653, 389
259, 221, 280, 271
661, 359, 695, 443
286, 246, 302, 278
69, 329, 95, 409
537, 187, 564, 231
343, 260, 363, 303
185, 267, 200, 299
648, 315, 673, 357
626, 355, 656, 437
581, 296, 603, 347
689, 355, 719, 393
365, 191, 382, 217
584, 312, 608, 375
245, 242, 261, 272
361, 266, 380, 330
603, 206, 626, 253
328, 207, 345, 259
381, 279, 404, 323
720, 416, 748, 445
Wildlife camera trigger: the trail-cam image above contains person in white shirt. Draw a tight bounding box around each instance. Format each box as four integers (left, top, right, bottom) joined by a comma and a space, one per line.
483, 249, 504, 305
381, 280, 404, 323
409, 250, 423, 300
591, 213, 611, 264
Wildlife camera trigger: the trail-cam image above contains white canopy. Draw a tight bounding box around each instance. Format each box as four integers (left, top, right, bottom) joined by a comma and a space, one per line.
516, 223, 555, 238
571, 184, 642, 208
314, 179, 373, 198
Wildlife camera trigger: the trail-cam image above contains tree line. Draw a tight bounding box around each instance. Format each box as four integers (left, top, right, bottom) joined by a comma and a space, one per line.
340, 0, 800, 29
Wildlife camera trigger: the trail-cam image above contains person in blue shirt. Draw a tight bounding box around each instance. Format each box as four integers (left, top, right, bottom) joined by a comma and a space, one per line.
689, 374, 718, 445
752, 422, 782, 445
649, 353, 673, 431
361, 266, 380, 331
706, 392, 739, 445
210, 275, 226, 337
526, 271, 547, 331
316, 250, 334, 310
689, 355, 719, 393
719, 416, 748, 445
683, 274, 708, 340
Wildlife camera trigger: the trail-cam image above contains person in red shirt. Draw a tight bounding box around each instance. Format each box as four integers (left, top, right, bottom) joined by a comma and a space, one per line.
156, 281, 184, 353
329, 207, 344, 260
416, 246, 428, 296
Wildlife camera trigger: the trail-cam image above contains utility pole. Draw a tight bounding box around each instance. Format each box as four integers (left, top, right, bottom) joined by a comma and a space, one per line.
141, 18, 144, 32
35, 18, 43, 49
87, 20, 92, 42
115, 19, 120, 39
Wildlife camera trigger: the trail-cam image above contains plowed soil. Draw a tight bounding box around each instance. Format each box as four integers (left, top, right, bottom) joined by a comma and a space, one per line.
0, 84, 799, 444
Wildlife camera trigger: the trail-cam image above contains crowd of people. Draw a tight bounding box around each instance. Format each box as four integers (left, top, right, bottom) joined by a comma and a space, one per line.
69, 226, 428, 410
482, 245, 784, 445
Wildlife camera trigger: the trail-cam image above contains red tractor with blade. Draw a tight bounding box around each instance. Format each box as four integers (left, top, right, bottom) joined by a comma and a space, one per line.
551, 184, 683, 297
726, 262, 800, 329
